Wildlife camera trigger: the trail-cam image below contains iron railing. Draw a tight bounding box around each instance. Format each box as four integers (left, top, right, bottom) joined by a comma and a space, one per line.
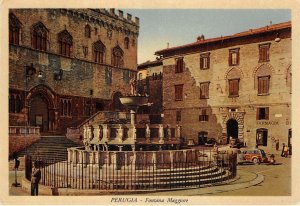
25, 150, 237, 191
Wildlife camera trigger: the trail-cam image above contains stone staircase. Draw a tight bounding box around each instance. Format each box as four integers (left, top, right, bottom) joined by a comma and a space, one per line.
14, 136, 80, 162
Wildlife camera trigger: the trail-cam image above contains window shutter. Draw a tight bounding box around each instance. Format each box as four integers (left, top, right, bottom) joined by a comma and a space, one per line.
229, 52, 232, 65
258, 77, 262, 94
200, 57, 203, 69
175, 59, 178, 73
256, 108, 259, 120
237, 51, 240, 65
265, 107, 269, 120
207, 56, 210, 69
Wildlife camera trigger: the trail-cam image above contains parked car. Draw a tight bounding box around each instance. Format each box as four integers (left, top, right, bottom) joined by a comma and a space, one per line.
237, 149, 268, 164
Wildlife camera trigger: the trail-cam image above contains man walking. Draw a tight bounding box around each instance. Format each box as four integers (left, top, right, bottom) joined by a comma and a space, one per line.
31, 161, 41, 196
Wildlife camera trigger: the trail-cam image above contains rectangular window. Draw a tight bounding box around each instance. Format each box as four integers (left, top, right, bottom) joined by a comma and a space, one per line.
199, 109, 209, 121
258, 76, 270, 95
229, 48, 240, 66
228, 79, 239, 97
256, 107, 269, 120
176, 111, 181, 122
259, 44, 270, 62
200, 53, 210, 69
175, 84, 183, 101
175, 58, 184, 73
200, 82, 210, 99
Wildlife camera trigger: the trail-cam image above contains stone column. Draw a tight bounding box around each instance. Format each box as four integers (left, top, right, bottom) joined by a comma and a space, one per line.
117, 124, 123, 143
79, 150, 83, 164
102, 124, 109, 142
93, 125, 100, 143
170, 151, 174, 169
130, 109, 136, 125
183, 150, 187, 162
68, 148, 72, 162
159, 124, 164, 143
131, 125, 137, 141
73, 149, 77, 164
146, 124, 150, 143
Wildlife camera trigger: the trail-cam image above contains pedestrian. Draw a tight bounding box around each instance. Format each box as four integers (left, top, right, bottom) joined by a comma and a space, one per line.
284, 144, 289, 158
281, 143, 285, 157
31, 161, 41, 196
213, 143, 218, 153
276, 139, 279, 151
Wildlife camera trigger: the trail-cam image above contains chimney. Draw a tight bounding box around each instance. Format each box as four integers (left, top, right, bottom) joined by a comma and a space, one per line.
135, 17, 140, 25
167, 42, 169, 48
118, 10, 123, 18
197, 34, 205, 41
109, 9, 115, 15
127, 13, 132, 21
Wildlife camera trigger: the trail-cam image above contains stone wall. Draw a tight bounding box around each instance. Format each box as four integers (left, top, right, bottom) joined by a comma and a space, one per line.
9, 9, 139, 134
9, 135, 40, 156
162, 28, 291, 149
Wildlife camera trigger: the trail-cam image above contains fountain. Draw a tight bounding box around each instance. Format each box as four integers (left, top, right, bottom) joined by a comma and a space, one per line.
48, 77, 238, 192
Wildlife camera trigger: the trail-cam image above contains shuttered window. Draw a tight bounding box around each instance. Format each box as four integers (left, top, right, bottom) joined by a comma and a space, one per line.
229, 48, 240, 66
259, 44, 270, 62
200, 53, 210, 69
258, 76, 270, 95
175, 58, 184, 73
199, 109, 209, 121
176, 111, 181, 121
200, 82, 210, 99
256, 107, 269, 120
175, 84, 183, 101
228, 79, 239, 97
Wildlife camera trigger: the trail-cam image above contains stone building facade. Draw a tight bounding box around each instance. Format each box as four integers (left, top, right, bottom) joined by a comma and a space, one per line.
155, 22, 292, 149
137, 60, 163, 123
9, 9, 139, 134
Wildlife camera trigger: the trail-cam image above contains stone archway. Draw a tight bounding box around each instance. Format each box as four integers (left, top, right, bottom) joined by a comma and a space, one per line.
222, 112, 245, 143
27, 85, 56, 132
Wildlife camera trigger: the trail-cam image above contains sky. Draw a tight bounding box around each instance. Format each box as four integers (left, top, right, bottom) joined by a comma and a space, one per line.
123, 9, 291, 64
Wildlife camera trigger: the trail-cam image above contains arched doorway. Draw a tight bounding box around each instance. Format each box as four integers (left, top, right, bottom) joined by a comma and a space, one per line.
227, 119, 238, 143
29, 94, 49, 132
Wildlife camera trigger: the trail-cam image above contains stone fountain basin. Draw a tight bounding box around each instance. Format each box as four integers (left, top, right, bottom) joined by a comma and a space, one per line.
119, 96, 148, 107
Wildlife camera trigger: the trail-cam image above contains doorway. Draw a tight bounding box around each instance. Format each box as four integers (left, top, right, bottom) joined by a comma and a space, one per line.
29, 95, 49, 132
256, 128, 268, 146
226, 119, 238, 143
198, 131, 208, 145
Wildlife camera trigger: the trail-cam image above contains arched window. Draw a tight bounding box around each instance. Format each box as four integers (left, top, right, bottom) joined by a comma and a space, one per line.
32, 22, 48, 51
58, 30, 73, 56
93, 40, 105, 63
9, 13, 21, 45
15, 95, 22, 113
226, 68, 242, 97
255, 65, 272, 95
124, 37, 129, 49
60, 99, 72, 117
85, 24, 91, 38
9, 95, 15, 113
112, 45, 124, 68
